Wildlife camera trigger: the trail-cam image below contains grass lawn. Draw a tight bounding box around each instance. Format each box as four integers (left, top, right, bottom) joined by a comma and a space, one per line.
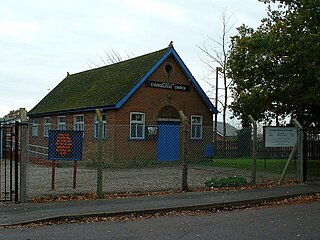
193, 157, 298, 175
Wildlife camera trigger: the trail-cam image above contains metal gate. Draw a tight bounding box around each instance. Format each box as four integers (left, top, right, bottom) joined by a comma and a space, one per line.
0, 123, 19, 203
303, 132, 320, 182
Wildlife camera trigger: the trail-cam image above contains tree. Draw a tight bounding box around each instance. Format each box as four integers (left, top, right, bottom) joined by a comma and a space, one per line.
198, 10, 235, 138
228, 0, 320, 130
87, 48, 134, 68
3, 109, 21, 119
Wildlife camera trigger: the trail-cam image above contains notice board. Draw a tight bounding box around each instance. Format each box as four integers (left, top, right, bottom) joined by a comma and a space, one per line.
264, 127, 297, 148
48, 130, 83, 161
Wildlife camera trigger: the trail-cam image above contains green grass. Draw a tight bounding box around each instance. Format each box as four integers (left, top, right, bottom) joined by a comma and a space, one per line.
205, 176, 248, 188
193, 158, 298, 175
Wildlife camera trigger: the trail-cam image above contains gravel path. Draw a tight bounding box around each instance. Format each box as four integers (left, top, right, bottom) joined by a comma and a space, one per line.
1, 160, 295, 200
23, 163, 290, 199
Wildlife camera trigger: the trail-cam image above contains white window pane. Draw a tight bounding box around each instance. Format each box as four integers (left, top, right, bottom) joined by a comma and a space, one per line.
191, 115, 203, 139
94, 113, 107, 139
130, 112, 145, 138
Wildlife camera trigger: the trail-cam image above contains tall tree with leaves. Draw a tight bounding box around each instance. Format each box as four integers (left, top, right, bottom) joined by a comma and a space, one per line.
228, 0, 320, 130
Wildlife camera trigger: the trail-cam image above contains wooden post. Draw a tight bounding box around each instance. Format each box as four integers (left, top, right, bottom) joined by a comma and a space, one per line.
96, 109, 103, 197
277, 119, 301, 185
278, 143, 297, 185
248, 115, 257, 185
73, 160, 77, 189
51, 164, 56, 190
292, 119, 304, 183
179, 111, 189, 192
19, 108, 28, 203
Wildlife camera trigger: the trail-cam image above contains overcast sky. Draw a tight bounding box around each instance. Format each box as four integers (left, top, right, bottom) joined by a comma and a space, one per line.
0, 0, 270, 121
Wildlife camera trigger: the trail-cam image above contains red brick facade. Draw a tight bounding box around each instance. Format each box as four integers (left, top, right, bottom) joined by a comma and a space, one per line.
113, 55, 212, 125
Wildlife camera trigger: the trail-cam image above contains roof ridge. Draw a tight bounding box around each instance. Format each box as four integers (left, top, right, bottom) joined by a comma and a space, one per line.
68, 47, 170, 77
29, 46, 171, 116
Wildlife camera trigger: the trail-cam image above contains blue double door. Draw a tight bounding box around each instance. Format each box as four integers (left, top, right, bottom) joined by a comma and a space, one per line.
157, 121, 180, 162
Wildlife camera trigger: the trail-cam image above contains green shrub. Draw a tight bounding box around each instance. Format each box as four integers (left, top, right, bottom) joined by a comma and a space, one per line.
204, 176, 248, 188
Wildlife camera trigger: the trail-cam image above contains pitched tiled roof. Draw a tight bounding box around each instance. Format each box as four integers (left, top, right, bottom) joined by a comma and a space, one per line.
29, 47, 170, 117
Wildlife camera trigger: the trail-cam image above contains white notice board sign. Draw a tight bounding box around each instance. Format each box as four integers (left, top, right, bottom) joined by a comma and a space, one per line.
264, 127, 297, 148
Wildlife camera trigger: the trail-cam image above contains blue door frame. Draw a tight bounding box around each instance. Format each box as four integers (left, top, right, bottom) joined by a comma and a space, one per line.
157, 121, 180, 162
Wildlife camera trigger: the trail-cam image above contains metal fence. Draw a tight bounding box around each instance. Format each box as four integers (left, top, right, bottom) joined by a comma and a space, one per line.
0, 123, 21, 203
303, 131, 320, 181
24, 123, 299, 200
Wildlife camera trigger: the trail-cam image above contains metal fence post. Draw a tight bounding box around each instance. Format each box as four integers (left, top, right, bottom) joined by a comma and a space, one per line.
96, 109, 103, 197
179, 111, 189, 192
248, 115, 257, 185
19, 108, 28, 203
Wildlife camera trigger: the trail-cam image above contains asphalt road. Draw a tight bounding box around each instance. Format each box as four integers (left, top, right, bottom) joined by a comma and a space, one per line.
1, 201, 319, 240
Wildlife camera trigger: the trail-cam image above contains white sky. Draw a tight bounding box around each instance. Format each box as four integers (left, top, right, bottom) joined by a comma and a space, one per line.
0, 0, 270, 122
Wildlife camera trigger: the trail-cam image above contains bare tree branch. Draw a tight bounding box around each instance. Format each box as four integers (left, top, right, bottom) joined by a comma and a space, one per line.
198, 9, 236, 138
86, 48, 134, 68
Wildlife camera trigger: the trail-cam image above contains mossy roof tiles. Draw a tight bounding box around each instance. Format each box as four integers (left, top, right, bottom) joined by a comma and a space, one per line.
29, 47, 170, 116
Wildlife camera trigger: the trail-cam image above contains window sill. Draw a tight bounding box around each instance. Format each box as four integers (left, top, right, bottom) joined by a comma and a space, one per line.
190, 138, 203, 141
128, 137, 146, 141
93, 138, 107, 141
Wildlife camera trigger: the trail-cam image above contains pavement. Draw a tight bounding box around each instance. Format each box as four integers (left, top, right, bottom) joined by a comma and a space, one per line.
0, 182, 319, 227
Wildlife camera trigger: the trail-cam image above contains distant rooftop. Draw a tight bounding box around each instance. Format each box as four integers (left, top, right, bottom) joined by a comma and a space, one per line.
214, 121, 239, 137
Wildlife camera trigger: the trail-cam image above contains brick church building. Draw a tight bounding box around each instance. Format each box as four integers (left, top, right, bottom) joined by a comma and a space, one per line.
28, 44, 218, 163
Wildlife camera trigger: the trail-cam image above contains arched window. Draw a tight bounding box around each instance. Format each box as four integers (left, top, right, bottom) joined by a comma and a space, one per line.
158, 106, 179, 119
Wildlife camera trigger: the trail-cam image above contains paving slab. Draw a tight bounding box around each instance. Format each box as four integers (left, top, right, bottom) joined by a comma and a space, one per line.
0, 182, 319, 226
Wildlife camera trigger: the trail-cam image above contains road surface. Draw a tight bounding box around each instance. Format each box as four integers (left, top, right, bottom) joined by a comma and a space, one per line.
0, 201, 319, 240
